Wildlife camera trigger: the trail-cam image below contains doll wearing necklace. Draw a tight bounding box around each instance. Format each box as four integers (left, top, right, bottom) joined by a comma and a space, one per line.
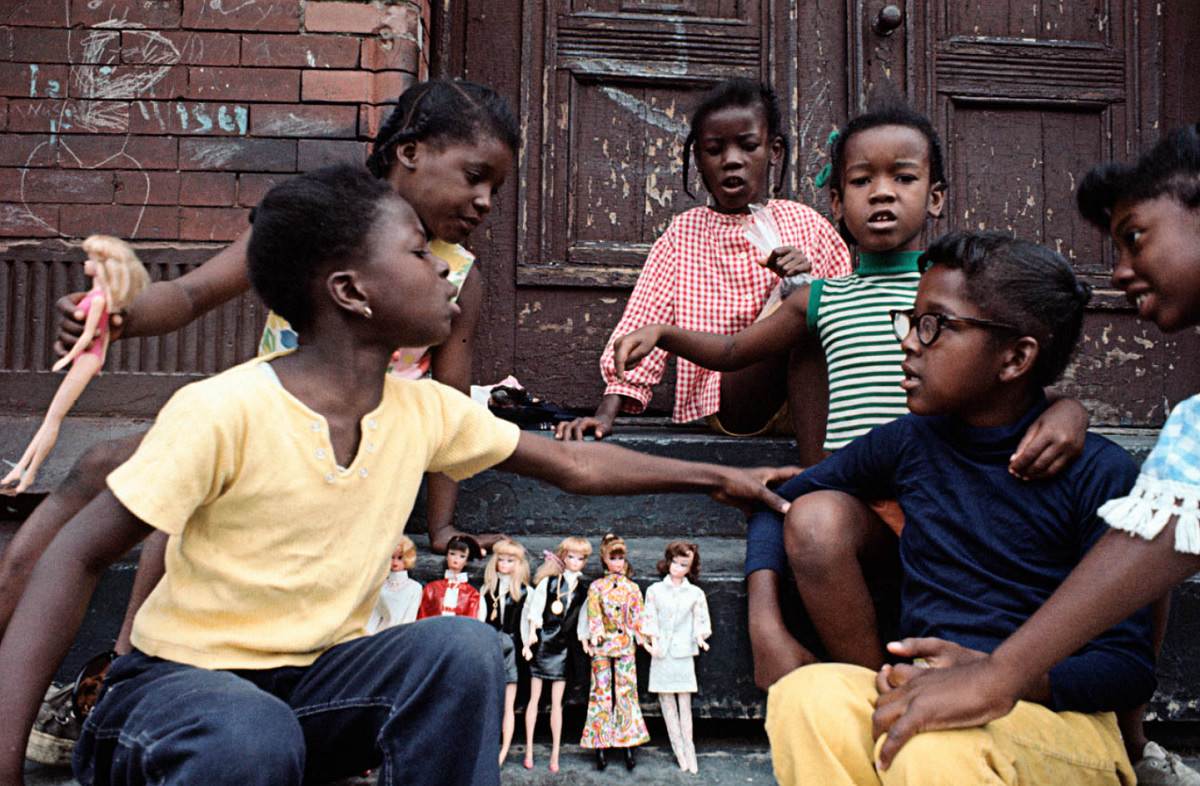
521, 536, 592, 773
480, 537, 531, 767
366, 536, 422, 633
3, 236, 149, 494
416, 535, 484, 621
643, 540, 711, 774
578, 533, 650, 771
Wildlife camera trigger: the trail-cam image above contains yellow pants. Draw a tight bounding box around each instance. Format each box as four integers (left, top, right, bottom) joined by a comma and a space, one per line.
766, 664, 1135, 786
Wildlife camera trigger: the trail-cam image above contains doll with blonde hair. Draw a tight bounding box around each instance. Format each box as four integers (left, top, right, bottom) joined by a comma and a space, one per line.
522, 535, 592, 772
643, 540, 710, 773
578, 533, 649, 771
366, 535, 421, 633
481, 537, 531, 766
3, 236, 150, 494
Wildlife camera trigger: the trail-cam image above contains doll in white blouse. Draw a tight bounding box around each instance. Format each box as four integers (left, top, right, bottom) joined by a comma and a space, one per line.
521, 535, 592, 773
642, 541, 711, 773
480, 537, 531, 766
365, 535, 422, 633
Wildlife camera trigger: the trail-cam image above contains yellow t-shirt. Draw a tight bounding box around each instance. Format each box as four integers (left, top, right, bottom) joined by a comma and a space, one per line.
108, 353, 520, 670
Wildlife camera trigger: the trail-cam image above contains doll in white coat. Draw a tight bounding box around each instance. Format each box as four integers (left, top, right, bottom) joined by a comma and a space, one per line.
642, 541, 711, 773
366, 536, 422, 633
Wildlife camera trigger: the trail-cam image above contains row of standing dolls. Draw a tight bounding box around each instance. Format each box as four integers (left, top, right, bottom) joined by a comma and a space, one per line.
368, 533, 711, 774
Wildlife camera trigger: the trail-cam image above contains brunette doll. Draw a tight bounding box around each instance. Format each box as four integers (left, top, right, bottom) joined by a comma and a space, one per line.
480, 537, 531, 766
577, 533, 649, 771
366, 536, 422, 633
521, 536, 592, 772
416, 535, 484, 620
643, 541, 711, 773
2, 236, 149, 495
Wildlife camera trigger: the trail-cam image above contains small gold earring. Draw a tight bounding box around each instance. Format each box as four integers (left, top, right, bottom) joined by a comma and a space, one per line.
362, 306, 373, 319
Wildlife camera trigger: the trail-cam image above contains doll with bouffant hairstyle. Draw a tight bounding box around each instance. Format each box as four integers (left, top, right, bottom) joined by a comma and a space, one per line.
366, 535, 422, 633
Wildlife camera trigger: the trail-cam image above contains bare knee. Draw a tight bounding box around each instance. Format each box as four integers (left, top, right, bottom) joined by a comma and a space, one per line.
783, 492, 862, 578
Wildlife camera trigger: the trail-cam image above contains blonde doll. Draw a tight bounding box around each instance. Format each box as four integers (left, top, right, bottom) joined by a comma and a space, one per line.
578, 533, 649, 771
2, 236, 149, 494
521, 535, 591, 773
480, 537, 531, 766
643, 541, 711, 773
366, 536, 422, 633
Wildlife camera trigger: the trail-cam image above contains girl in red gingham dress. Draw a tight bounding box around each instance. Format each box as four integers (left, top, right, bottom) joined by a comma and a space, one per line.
556, 79, 851, 442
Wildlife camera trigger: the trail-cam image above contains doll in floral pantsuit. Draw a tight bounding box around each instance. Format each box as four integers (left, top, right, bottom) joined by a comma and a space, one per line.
577, 533, 650, 771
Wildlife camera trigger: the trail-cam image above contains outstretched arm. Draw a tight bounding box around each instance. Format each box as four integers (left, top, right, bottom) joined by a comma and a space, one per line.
498, 432, 798, 514
0, 491, 152, 783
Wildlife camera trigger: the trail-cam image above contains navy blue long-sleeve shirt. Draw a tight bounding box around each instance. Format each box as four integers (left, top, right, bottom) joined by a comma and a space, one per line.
750, 397, 1155, 713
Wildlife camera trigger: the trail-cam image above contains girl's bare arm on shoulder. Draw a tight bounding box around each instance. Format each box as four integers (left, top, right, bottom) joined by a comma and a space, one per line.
56, 231, 253, 350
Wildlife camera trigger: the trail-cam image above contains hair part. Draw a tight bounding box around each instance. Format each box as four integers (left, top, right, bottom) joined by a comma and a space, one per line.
656, 540, 701, 581
919, 231, 1091, 386
445, 534, 474, 558
682, 77, 790, 199
366, 79, 519, 179
248, 165, 396, 333
483, 537, 530, 601
1077, 124, 1200, 230
533, 535, 593, 584
599, 532, 632, 577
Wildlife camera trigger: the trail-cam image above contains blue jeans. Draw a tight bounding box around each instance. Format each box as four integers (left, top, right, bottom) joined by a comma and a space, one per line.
74, 617, 505, 786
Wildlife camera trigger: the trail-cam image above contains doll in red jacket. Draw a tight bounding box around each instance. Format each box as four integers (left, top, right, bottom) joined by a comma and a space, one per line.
416, 535, 484, 621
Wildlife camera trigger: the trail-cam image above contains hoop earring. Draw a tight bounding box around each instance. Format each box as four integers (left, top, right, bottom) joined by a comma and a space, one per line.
362, 306, 373, 319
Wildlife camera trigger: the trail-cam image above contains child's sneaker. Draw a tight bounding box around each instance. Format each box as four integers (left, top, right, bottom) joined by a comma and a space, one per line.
25, 682, 80, 766
1135, 741, 1200, 786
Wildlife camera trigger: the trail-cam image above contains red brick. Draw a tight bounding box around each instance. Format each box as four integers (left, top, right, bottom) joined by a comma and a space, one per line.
0, 2, 69, 27
297, 138, 366, 170
180, 206, 249, 241
116, 170, 181, 205
9, 28, 72, 63
70, 0, 182, 28
0, 99, 7, 131
358, 103, 392, 142
370, 70, 410, 104
0, 134, 57, 167
0, 63, 69, 98
0, 203, 60, 237
70, 65, 188, 100
121, 30, 239, 67
56, 134, 178, 169
360, 36, 419, 72
17, 169, 115, 203
250, 103, 356, 138
240, 33, 360, 68
236, 172, 286, 205
304, 2, 384, 34
129, 100, 249, 136
178, 172, 236, 205
60, 204, 179, 240
5, 100, 132, 134
179, 137, 295, 171
301, 69, 369, 102
188, 66, 298, 102
182, 0, 300, 32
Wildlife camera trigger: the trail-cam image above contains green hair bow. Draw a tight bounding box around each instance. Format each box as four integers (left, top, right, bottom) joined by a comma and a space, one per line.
813, 129, 841, 188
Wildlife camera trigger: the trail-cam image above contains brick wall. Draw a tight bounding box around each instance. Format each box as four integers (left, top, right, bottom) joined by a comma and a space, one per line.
0, 0, 429, 245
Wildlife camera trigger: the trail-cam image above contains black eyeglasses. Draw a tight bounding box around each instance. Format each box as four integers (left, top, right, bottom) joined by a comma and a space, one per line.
890, 309, 1020, 347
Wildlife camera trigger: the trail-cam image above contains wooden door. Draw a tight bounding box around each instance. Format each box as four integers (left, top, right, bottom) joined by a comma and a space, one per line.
437, 1, 1195, 423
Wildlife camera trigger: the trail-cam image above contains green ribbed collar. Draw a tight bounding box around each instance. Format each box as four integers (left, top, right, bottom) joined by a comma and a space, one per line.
856, 249, 923, 275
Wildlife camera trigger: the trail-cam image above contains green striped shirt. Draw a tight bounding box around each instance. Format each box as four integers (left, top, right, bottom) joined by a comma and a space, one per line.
807, 251, 922, 451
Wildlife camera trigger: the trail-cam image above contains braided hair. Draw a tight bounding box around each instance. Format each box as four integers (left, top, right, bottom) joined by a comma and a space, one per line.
366, 79, 519, 179
681, 78, 790, 199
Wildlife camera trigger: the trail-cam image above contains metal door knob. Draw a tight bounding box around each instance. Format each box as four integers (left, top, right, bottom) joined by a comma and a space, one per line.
872, 4, 903, 36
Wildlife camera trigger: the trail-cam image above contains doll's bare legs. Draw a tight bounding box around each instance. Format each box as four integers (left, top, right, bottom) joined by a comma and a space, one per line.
658, 693, 687, 770
679, 692, 697, 774
523, 677, 543, 768
548, 679, 566, 772
3, 353, 103, 495
499, 682, 518, 765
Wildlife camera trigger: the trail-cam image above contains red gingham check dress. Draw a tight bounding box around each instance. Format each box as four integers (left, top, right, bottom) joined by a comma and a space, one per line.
600, 200, 851, 422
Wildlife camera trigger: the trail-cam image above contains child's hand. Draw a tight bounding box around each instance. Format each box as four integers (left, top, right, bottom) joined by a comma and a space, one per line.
1009, 398, 1088, 480
554, 413, 615, 441
765, 246, 811, 279
54, 291, 124, 357
871, 656, 1021, 770
709, 465, 801, 515
612, 326, 663, 381
875, 638, 987, 696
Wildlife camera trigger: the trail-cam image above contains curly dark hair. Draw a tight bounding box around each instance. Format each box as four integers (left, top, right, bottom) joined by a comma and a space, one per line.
1076, 123, 1200, 230
681, 78, 789, 199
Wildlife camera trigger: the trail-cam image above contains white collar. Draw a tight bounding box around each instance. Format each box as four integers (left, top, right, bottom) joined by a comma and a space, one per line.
386, 570, 410, 583
498, 574, 511, 589
563, 569, 581, 584
445, 570, 468, 583
664, 576, 691, 589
